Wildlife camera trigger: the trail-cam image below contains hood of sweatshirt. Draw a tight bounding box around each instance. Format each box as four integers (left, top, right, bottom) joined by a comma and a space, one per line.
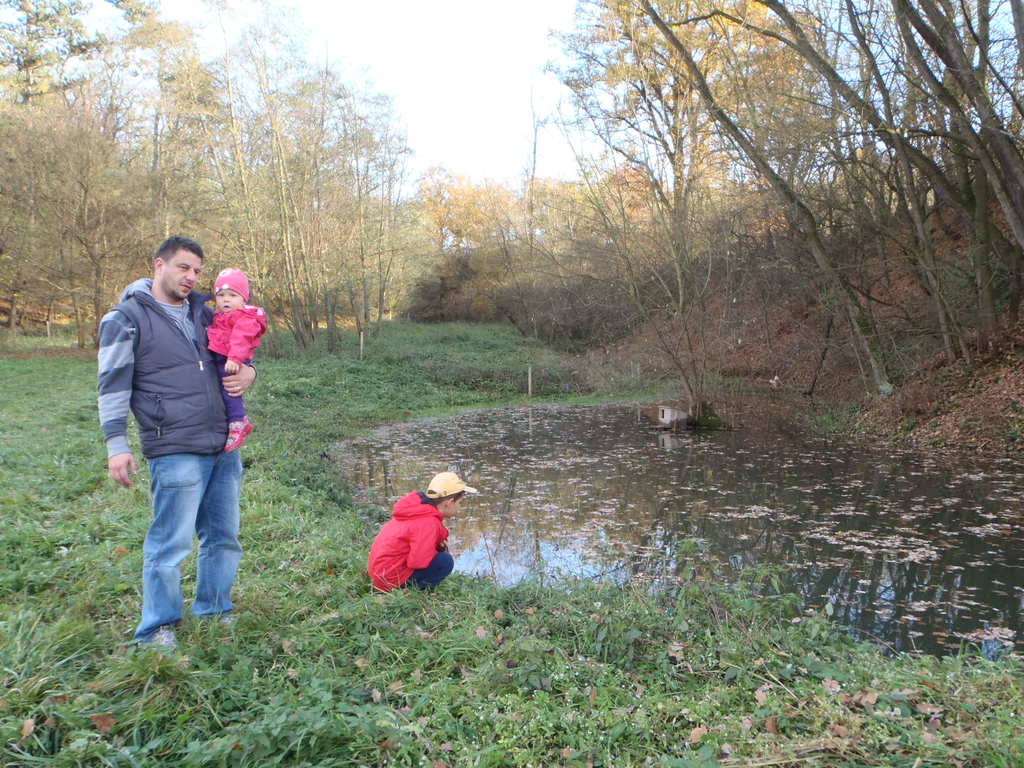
392, 492, 443, 522
120, 278, 153, 302
119, 277, 213, 307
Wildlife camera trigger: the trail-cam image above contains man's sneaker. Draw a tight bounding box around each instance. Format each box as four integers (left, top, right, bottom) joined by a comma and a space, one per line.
224, 418, 254, 452
139, 625, 177, 650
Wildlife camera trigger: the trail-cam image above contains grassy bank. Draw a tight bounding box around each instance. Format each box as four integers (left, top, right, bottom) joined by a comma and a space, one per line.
2, 322, 1021, 767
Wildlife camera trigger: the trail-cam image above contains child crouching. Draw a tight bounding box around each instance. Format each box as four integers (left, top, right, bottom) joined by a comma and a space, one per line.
367, 472, 476, 591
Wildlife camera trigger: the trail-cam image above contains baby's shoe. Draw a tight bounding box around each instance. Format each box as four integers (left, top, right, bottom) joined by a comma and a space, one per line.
225, 417, 254, 452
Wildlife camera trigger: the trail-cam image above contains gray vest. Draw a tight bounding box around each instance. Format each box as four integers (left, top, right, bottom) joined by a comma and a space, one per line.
113, 291, 227, 458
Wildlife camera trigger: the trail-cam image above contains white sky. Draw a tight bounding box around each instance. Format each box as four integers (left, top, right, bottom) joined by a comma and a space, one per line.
94, 0, 585, 186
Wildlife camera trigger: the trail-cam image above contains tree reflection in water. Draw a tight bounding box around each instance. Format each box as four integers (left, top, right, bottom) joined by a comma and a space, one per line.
335, 405, 1023, 656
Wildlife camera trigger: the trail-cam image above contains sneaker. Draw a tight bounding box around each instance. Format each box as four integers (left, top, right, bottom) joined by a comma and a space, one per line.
139, 625, 177, 650
197, 612, 236, 626
224, 418, 254, 452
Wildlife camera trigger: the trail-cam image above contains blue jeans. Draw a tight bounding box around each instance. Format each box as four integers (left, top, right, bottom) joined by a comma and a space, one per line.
135, 451, 244, 640
408, 551, 454, 590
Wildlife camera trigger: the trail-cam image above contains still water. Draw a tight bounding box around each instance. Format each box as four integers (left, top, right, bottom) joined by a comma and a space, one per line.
335, 404, 1023, 656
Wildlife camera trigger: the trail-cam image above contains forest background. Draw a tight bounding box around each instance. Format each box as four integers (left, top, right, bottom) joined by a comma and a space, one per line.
3, 0, 1024, 449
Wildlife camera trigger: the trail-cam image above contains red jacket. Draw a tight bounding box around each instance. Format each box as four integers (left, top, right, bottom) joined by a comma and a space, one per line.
207, 305, 267, 364
368, 492, 450, 591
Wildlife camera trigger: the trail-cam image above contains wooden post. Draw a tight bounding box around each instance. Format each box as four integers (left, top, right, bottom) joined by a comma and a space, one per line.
359, 331, 364, 360
527, 366, 533, 398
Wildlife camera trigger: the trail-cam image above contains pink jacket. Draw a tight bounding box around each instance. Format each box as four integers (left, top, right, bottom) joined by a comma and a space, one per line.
207, 305, 267, 364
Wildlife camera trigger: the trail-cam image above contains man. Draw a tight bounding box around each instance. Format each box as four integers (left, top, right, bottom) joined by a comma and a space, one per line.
98, 236, 256, 648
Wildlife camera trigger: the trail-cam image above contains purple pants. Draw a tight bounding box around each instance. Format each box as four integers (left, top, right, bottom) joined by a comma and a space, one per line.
214, 354, 247, 423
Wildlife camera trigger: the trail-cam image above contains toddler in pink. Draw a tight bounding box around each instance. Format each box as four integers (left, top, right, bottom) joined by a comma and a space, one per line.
207, 268, 267, 452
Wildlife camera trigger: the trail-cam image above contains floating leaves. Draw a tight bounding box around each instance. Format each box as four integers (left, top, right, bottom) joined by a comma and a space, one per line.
334, 403, 1024, 655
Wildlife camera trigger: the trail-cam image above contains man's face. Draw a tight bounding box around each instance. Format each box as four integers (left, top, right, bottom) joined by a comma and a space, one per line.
216, 288, 245, 313
153, 249, 203, 304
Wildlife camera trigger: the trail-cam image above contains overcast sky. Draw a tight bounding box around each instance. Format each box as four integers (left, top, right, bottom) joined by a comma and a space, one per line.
93, 0, 585, 185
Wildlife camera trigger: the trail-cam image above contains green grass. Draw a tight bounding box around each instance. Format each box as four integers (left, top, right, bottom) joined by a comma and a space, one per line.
2, 321, 1021, 767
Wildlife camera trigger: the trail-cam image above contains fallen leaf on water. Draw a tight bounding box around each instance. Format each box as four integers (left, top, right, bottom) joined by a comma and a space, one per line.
689, 726, 708, 743
91, 714, 116, 733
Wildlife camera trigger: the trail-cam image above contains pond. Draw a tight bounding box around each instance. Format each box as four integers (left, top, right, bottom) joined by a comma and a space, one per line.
335, 404, 1023, 656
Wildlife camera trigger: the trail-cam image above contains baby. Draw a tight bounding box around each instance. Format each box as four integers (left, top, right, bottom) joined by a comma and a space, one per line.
207, 268, 267, 452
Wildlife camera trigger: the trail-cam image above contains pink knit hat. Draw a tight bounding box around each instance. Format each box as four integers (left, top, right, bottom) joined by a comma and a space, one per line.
214, 268, 250, 301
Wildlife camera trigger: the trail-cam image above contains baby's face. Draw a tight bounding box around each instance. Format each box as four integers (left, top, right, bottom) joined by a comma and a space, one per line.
216, 288, 245, 313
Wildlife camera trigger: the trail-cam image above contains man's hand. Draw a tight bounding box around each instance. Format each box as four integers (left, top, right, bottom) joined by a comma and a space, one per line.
109, 452, 138, 488
223, 363, 256, 396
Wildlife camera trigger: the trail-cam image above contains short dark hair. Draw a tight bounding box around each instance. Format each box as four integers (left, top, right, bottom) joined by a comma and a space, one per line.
155, 235, 204, 262
422, 490, 465, 507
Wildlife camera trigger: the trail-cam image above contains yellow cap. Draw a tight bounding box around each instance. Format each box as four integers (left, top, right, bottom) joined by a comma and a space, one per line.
425, 471, 478, 499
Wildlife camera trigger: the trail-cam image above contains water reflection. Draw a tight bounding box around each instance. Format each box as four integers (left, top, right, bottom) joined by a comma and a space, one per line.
335, 405, 1023, 656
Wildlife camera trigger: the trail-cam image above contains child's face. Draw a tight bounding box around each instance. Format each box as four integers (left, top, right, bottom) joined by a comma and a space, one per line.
438, 495, 464, 518
216, 288, 245, 313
